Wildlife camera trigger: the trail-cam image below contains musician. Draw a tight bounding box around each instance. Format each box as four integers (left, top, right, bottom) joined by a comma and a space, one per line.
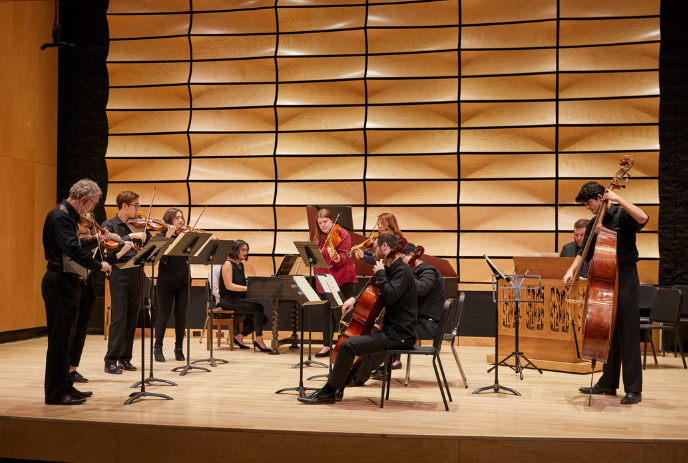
42, 179, 112, 404
298, 233, 417, 404
218, 240, 270, 352
560, 218, 590, 278
563, 181, 648, 405
352, 213, 403, 266
312, 208, 358, 358
153, 208, 189, 362
101, 191, 149, 374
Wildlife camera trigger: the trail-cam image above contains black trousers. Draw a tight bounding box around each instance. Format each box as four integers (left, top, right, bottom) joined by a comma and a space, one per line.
154, 281, 188, 349
105, 267, 142, 365
42, 271, 82, 403
328, 331, 409, 390
68, 272, 98, 368
322, 282, 355, 348
219, 297, 268, 337
596, 264, 642, 393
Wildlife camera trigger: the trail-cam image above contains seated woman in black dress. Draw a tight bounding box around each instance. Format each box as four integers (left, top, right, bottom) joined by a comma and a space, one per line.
218, 240, 270, 352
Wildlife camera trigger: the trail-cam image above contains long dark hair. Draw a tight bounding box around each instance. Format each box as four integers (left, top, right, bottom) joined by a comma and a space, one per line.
229, 239, 249, 261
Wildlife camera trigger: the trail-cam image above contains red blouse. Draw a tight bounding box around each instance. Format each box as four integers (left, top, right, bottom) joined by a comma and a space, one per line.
313, 227, 358, 290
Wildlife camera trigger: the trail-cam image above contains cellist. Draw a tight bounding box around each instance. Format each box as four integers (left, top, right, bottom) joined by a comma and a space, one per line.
563, 181, 649, 405
298, 233, 417, 405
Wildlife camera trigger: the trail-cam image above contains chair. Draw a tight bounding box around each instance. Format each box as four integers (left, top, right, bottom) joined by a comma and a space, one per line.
204, 281, 243, 351
402, 295, 467, 388
380, 300, 453, 410
638, 284, 657, 324
640, 288, 687, 370
669, 285, 688, 356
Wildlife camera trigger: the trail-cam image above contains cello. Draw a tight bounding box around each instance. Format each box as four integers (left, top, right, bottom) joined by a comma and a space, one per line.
330, 235, 408, 364
566, 155, 634, 402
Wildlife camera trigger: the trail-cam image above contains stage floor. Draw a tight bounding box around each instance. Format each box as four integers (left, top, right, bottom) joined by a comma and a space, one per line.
1, 335, 687, 463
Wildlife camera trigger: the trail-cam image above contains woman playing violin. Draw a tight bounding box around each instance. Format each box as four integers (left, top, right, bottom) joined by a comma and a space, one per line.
352, 213, 403, 266
313, 209, 358, 358
153, 208, 189, 362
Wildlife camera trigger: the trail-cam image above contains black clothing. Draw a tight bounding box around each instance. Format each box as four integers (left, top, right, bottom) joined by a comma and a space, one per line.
218, 260, 267, 337
413, 261, 445, 323
69, 270, 98, 367
578, 204, 646, 393
560, 241, 589, 278
100, 215, 150, 265
322, 282, 356, 348
155, 232, 189, 284
43, 201, 102, 274
153, 231, 189, 349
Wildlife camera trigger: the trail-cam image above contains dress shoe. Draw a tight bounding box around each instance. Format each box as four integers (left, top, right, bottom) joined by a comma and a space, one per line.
297, 388, 337, 405
620, 392, 642, 404
70, 388, 93, 399
392, 361, 402, 370
104, 363, 122, 374
348, 377, 367, 387
578, 384, 616, 395
233, 337, 250, 349
174, 347, 185, 361
314, 350, 330, 358
67, 370, 89, 383
118, 360, 137, 371
253, 341, 271, 353
154, 348, 165, 363
46, 394, 86, 405
370, 369, 386, 382
335, 389, 344, 402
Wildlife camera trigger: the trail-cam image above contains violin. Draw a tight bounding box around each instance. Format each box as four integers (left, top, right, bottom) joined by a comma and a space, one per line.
407, 245, 425, 267
129, 211, 169, 232
324, 224, 342, 262
80, 214, 141, 252
346, 228, 394, 258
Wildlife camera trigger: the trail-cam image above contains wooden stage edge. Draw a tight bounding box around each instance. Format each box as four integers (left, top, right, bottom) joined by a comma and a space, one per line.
1, 337, 687, 463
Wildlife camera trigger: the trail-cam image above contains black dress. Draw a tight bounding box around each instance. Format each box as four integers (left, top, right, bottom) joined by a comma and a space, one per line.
218, 260, 267, 337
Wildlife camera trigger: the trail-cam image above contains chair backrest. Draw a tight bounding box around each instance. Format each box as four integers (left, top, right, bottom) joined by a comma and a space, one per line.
432, 300, 453, 351
449, 293, 466, 336
649, 288, 684, 325
638, 284, 657, 310
672, 285, 688, 317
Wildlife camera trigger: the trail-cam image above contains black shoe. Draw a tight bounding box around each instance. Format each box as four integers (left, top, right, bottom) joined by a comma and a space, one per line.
70, 388, 93, 399
233, 337, 250, 349
104, 363, 122, 374
348, 377, 367, 387
370, 369, 385, 382
335, 389, 344, 402
253, 341, 271, 353
297, 388, 337, 405
620, 392, 642, 404
154, 348, 165, 363
392, 361, 402, 370
579, 384, 616, 395
46, 394, 86, 405
314, 350, 330, 358
118, 360, 137, 371
67, 370, 89, 383
174, 347, 185, 361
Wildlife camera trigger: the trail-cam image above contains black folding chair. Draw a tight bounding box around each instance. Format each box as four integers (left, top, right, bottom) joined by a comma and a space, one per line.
640, 288, 686, 370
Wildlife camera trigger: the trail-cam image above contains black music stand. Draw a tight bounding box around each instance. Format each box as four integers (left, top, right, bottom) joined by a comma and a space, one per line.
473, 256, 520, 397
292, 241, 330, 370
131, 235, 178, 389
191, 240, 234, 368
168, 232, 214, 376
308, 274, 345, 381
118, 240, 174, 404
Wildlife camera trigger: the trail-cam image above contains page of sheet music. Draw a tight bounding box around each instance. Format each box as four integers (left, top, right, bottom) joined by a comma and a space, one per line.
324, 274, 344, 306
192, 233, 215, 257
316, 275, 331, 293
292, 275, 321, 303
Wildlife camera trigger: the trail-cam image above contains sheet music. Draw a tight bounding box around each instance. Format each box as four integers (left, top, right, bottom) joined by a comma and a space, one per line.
192, 233, 215, 258
316, 275, 331, 293
292, 275, 321, 303
324, 274, 344, 306
163, 233, 186, 256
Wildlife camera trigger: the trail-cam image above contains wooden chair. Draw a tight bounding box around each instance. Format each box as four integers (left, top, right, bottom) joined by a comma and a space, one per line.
204, 282, 243, 351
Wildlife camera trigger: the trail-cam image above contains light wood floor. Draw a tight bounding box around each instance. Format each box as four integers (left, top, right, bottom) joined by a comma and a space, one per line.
1, 335, 687, 463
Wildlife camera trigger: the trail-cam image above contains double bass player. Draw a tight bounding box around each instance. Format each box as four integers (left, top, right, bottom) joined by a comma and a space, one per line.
563, 181, 649, 405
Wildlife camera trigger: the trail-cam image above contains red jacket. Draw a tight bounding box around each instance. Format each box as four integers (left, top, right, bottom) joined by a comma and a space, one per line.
313, 228, 358, 291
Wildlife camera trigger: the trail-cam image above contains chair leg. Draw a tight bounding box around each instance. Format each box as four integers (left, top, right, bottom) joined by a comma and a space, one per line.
432, 355, 449, 411
404, 354, 411, 386
649, 332, 658, 364
228, 320, 234, 351
675, 329, 687, 369
643, 331, 648, 370
386, 356, 393, 400
200, 314, 209, 343
674, 330, 678, 358
451, 345, 468, 388
380, 355, 390, 408
437, 356, 452, 403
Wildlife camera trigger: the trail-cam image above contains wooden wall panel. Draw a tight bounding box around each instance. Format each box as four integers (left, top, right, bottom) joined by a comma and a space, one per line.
277, 56, 365, 81
191, 84, 276, 108
108, 14, 190, 39
276, 131, 364, 155
105, 183, 189, 206
277, 107, 365, 131
367, 28, 458, 54
278, 6, 366, 32
461, 75, 556, 101
276, 182, 364, 205
558, 125, 659, 152
195, 0, 274, 11
559, 72, 659, 99
638, 260, 659, 286
460, 258, 515, 284
364, 206, 457, 231
461, 0, 556, 25
278, 81, 365, 106
461, 101, 555, 127
191, 108, 276, 132
190, 182, 275, 205
108, 110, 189, 134
399, 232, 457, 257
460, 127, 556, 152
367, 79, 458, 104
190, 158, 275, 181
275, 231, 312, 254
559, 18, 660, 47
191, 207, 274, 230
108, 0, 189, 14
191, 36, 276, 60
461, 207, 556, 231
461, 180, 555, 205
558, 206, 659, 232
461, 49, 556, 76
107, 86, 190, 110
108, 37, 190, 62
559, 98, 659, 125
192, 59, 275, 83
460, 233, 556, 257
461, 154, 555, 178
559, 43, 659, 72
108, 62, 190, 86
367, 103, 458, 129
367, 52, 458, 78
462, 21, 556, 49
276, 157, 364, 181
107, 158, 189, 182
558, 152, 659, 178
191, 133, 275, 157
191, 10, 276, 35
278, 30, 365, 56
366, 181, 457, 205
559, 0, 660, 18
367, 130, 457, 154
558, 179, 659, 205
366, 155, 457, 180
368, 1, 459, 27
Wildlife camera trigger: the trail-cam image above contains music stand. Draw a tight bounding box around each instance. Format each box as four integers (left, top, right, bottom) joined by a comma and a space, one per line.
167, 232, 214, 376
191, 240, 234, 368
131, 235, 178, 389
118, 239, 174, 404
473, 256, 521, 397
292, 241, 330, 369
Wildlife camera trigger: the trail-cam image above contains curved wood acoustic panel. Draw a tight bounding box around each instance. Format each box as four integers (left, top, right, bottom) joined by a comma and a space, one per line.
106, 0, 660, 287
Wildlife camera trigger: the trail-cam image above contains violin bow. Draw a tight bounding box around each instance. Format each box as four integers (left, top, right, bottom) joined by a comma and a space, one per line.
189, 205, 207, 231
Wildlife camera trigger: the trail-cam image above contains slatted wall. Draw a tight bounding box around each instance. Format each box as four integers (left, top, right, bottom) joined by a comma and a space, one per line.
105, 0, 660, 290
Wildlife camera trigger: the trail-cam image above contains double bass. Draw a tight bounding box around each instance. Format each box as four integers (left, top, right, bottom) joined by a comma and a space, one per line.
566, 156, 634, 386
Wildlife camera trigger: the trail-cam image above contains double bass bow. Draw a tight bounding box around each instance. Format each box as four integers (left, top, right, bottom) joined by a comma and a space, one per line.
565, 155, 634, 402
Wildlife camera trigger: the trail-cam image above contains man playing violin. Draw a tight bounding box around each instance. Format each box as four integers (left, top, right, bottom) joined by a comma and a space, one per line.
42, 179, 113, 404
563, 181, 649, 405
101, 191, 150, 374
298, 232, 417, 405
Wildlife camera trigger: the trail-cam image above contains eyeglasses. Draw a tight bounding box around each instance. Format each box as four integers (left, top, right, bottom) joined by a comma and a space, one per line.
127, 203, 140, 210
84, 196, 97, 207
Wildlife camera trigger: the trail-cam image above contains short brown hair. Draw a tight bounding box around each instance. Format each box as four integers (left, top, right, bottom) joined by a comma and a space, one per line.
116, 191, 139, 210
575, 182, 605, 204
377, 232, 402, 250
229, 239, 249, 261
574, 218, 589, 230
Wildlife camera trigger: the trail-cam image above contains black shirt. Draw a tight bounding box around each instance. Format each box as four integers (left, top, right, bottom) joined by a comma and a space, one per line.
413, 261, 445, 321
376, 257, 418, 344
100, 214, 150, 266
560, 241, 589, 278
577, 204, 647, 267
219, 260, 246, 300
155, 231, 189, 284
43, 200, 102, 274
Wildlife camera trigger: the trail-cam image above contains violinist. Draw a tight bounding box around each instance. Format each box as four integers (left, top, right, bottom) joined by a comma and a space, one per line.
563, 181, 649, 405
298, 233, 417, 405
101, 191, 150, 374
153, 208, 189, 362
42, 179, 112, 405
312, 209, 358, 358
351, 213, 403, 266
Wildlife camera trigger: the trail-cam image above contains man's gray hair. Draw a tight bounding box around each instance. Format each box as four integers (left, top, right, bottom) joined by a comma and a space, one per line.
69, 179, 102, 200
